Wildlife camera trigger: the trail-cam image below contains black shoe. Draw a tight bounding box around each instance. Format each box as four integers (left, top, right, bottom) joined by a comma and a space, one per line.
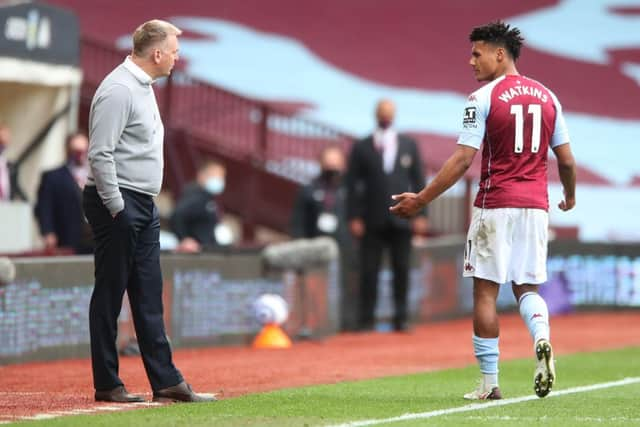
153, 381, 216, 403
95, 386, 144, 403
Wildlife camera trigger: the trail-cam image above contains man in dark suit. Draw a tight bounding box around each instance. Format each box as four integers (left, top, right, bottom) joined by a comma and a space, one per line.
35, 132, 92, 254
346, 99, 428, 332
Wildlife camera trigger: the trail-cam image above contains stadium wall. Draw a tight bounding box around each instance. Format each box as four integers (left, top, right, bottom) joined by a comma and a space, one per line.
1, 240, 639, 364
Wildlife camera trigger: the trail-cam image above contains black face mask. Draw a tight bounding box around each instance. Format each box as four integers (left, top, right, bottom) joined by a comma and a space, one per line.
320, 169, 342, 183
377, 119, 392, 130
68, 150, 86, 166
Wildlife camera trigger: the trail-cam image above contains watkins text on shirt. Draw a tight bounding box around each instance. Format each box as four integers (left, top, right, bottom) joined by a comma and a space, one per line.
498, 85, 548, 103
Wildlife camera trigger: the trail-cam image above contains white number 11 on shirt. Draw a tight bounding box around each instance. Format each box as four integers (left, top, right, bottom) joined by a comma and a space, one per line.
510, 104, 541, 153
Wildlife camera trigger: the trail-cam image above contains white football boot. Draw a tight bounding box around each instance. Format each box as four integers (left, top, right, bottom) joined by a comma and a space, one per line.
534, 339, 556, 398
463, 379, 502, 400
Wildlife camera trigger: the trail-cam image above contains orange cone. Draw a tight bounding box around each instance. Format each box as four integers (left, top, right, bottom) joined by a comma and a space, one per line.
252, 323, 292, 349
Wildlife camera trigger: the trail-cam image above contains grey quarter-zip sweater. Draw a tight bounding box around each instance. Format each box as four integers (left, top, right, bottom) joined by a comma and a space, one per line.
87, 57, 164, 215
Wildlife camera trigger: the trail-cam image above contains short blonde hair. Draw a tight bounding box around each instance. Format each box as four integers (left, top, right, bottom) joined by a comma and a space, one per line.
132, 19, 182, 56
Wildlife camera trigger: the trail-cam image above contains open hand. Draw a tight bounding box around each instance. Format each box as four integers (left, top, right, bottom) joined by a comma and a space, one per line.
389, 193, 425, 218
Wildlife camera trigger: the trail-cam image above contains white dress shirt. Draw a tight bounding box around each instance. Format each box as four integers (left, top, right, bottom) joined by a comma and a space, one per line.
373, 128, 398, 174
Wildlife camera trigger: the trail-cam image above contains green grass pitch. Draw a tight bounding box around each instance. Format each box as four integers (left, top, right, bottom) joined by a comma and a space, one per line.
12, 346, 640, 427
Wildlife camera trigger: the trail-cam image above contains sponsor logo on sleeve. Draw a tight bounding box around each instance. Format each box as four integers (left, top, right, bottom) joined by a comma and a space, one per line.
463, 106, 477, 128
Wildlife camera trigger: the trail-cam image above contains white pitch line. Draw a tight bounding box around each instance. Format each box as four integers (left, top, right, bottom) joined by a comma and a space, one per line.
133, 402, 164, 407
464, 415, 640, 423
325, 377, 640, 427
9, 396, 183, 424
96, 405, 129, 411
54, 409, 98, 415
9, 400, 165, 423
22, 414, 60, 420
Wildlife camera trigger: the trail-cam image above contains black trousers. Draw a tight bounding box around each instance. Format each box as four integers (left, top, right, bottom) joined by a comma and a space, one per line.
83, 186, 182, 392
358, 225, 412, 329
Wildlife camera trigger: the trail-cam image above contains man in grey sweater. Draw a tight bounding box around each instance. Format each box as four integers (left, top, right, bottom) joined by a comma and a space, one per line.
83, 19, 213, 403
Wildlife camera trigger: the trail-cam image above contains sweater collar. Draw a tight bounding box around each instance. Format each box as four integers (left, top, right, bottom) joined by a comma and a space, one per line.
123, 56, 154, 85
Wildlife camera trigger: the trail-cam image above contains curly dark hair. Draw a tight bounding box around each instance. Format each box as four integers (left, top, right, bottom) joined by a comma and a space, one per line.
469, 20, 525, 61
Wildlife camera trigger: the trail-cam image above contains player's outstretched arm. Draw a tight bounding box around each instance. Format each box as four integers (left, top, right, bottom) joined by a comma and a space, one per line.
552, 143, 576, 211
390, 145, 477, 218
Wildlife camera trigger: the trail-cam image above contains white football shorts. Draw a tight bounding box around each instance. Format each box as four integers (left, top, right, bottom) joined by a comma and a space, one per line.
463, 207, 549, 285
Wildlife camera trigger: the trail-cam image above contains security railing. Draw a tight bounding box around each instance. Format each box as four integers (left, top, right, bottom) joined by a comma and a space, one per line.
79, 37, 467, 239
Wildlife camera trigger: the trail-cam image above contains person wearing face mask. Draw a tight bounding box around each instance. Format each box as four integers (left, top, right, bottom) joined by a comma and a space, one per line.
0, 124, 13, 202
290, 145, 349, 241
170, 160, 227, 253
35, 132, 93, 254
290, 145, 358, 330
346, 99, 428, 332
